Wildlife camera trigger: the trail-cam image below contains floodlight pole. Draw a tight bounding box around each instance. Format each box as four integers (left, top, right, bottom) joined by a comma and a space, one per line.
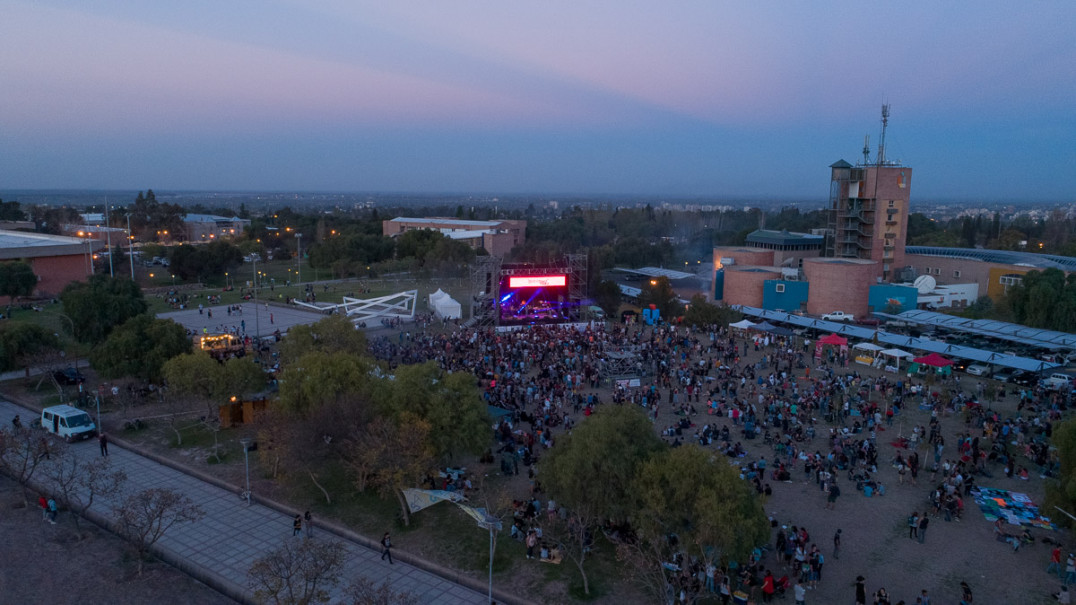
127, 214, 135, 280
253, 257, 261, 340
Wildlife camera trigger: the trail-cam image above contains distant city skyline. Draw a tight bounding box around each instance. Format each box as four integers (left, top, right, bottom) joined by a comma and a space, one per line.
1, 1, 1074, 201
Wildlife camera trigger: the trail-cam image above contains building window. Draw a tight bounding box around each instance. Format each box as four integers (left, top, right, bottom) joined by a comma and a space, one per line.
924, 266, 931, 274
888, 200, 895, 208
775, 284, 785, 293
999, 275, 1023, 287
953, 270, 961, 278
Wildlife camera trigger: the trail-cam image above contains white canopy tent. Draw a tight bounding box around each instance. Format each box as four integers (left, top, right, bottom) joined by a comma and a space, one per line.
729, 319, 756, 330
428, 289, 462, 319
853, 343, 886, 352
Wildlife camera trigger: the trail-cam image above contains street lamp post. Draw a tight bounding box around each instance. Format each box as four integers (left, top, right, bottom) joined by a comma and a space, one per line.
252, 257, 261, 340
239, 437, 252, 505
295, 233, 303, 286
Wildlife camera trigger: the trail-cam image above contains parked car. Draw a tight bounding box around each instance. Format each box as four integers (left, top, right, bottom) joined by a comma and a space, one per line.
965, 364, 990, 376
822, 311, 853, 322
1007, 371, 1039, 386
53, 367, 85, 385
992, 372, 1013, 383
1044, 373, 1075, 391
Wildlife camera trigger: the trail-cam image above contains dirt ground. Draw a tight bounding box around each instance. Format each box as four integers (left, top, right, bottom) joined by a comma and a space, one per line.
0, 475, 237, 605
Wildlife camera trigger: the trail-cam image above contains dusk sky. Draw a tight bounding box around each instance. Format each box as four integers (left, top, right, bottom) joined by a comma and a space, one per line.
2, 1, 1074, 201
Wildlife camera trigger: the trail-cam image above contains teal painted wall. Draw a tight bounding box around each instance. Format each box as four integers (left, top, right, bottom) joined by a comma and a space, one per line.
868, 284, 918, 313
762, 280, 809, 312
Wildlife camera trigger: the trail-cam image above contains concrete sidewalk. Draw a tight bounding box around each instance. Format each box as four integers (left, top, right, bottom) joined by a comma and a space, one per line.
0, 400, 496, 605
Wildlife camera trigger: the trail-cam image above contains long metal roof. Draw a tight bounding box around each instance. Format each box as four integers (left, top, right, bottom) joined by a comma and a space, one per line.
734, 306, 1061, 373
882, 309, 1076, 351
906, 246, 1076, 271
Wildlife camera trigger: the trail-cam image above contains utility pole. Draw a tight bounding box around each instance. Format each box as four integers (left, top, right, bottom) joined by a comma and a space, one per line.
252, 257, 261, 340
295, 233, 303, 286
105, 198, 114, 277
127, 213, 135, 280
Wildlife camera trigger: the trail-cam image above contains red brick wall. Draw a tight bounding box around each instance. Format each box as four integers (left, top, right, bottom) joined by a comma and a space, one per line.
724, 267, 781, 308
803, 258, 875, 319
30, 254, 92, 298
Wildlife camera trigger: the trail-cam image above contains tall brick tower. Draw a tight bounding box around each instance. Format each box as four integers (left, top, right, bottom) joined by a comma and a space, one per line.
824, 105, 912, 283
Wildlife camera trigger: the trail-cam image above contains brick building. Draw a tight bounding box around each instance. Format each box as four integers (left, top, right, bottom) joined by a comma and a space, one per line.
383, 217, 526, 257
0, 230, 105, 299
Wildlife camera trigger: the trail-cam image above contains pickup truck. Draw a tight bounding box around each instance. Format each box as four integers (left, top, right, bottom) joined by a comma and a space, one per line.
822, 311, 853, 322
1043, 373, 1074, 391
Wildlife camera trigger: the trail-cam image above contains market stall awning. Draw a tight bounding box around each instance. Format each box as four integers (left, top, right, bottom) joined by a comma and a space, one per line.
913, 352, 953, 367
880, 348, 914, 358
853, 342, 885, 352
818, 334, 848, 346
729, 319, 756, 330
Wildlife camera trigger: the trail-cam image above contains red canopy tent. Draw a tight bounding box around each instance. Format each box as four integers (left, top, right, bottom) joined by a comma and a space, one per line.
913, 353, 953, 367
818, 334, 848, 346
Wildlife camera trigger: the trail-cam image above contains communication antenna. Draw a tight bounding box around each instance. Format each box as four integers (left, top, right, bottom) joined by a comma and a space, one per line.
877, 104, 890, 166
862, 134, 871, 165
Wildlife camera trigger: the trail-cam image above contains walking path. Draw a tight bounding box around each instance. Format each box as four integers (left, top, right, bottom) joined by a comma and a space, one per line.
0, 400, 495, 605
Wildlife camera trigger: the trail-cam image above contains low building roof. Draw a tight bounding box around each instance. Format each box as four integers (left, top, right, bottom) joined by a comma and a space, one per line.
746, 229, 824, 246
0, 229, 105, 260
906, 246, 1076, 271
388, 217, 501, 228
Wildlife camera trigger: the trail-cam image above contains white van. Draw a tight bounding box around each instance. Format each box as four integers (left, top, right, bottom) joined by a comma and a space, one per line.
41, 405, 96, 442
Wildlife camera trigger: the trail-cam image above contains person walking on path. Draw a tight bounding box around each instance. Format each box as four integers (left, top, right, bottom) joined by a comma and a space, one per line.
292, 514, 302, 536
854, 575, 866, 605
11, 414, 21, 433
99, 433, 109, 456
304, 510, 312, 538
46, 497, 58, 524
908, 512, 919, 539
380, 532, 394, 564
832, 529, 841, 560
917, 513, 929, 544
39, 495, 48, 521
959, 580, 973, 604
1065, 553, 1076, 586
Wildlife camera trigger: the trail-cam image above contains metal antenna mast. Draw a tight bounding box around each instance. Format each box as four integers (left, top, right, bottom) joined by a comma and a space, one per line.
862, 134, 871, 165
877, 104, 890, 166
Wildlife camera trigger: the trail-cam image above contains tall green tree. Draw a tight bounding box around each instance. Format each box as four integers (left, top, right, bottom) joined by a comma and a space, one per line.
90, 315, 191, 381
276, 351, 371, 416
630, 445, 769, 600
278, 314, 368, 364
541, 405, 665, 524
682, 295, 741, 328
379, 362, 489, 462
0, 261, 37, 301
60, 275, 148, 344
593, 279, 622, 318
0, 323, 62, 373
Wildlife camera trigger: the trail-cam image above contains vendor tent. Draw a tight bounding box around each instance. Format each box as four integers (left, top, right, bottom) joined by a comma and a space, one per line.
818, 334, 848, 346
853, 343, 885, 352
753, 321, 777, 331
913, 353, 953, 367
428, 289, 462, 319
729, 319, 756, 330
881, 348, 914, 359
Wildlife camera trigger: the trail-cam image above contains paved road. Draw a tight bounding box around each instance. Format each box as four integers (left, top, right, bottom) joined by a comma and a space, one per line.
0, 400, 490, 605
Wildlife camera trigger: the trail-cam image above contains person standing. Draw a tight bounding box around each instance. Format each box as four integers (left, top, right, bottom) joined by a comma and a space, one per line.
908, 512, 919, 539
39, 495, 48, 521
1049, 546, 1063, 577
380, 532, 394, 564
292, 514, 302, 536
46, 497, 58, 524
11, 414, 21, 434
917, 513, 929, 544
793, 580, 806, 605
99, 433, 109, 457
832, 529, 841, 560
959, 580, 973, 604
304, 510, 313, 538
855, 575, 866, 605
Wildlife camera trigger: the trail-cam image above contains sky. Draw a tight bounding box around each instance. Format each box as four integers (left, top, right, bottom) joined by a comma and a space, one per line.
1, 1, 1074, 201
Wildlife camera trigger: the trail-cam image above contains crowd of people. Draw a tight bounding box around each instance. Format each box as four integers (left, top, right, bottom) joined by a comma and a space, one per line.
364, 316, 1068, 603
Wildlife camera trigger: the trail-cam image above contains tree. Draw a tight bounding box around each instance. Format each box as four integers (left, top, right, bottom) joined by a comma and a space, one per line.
682, 295, 741, 328
90, 315, 191, 381
343, 578, 419, 605
345, 413, 435, 525
113, 487, 205, 575
0, 427, 51, 505
0, 261, 37, 301
0, 322, 62, 373
169, 241, 243, 283
593, 279, 622, 319
279, 315, 368, 365
42, 446, 127, 532
277, 351, 371, 416
638, 276, 683, 321
630, 445, 769, 601
60, 275, 148, 344
0, 198, 27, 221
248, 538, 349, 605
379, 362, 490, 462
542, 405, 665, 525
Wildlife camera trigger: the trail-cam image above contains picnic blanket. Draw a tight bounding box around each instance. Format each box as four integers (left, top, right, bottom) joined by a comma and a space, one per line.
972, 487, 1056, 531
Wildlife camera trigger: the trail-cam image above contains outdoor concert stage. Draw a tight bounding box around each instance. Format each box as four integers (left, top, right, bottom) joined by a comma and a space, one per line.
471, 257, 588, 327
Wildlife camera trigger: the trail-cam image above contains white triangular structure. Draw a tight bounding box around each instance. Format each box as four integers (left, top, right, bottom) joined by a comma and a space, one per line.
294, 290, 418, 326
